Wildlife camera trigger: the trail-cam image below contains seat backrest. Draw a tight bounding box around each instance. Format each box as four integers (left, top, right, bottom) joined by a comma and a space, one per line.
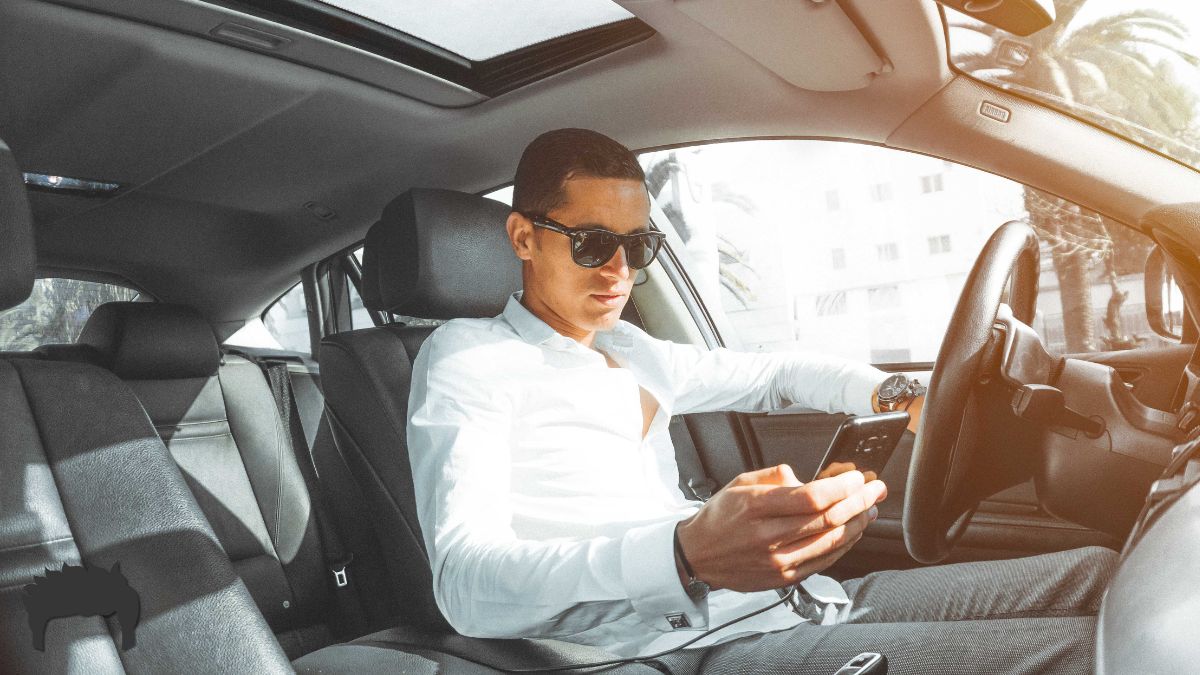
0, 139, 291, 672
77, 301, 336, 659
320, 188, 520, 630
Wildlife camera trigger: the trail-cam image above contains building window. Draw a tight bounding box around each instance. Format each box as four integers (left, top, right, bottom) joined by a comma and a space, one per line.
869, 182, 893, 202
825, 189, 840, 212
877, 242, 899, 261
921, 174, 945, 193
928, 234, 952, 254
815, 292, 848, 316
831, 248, 846, 270
868, 285, 899, 310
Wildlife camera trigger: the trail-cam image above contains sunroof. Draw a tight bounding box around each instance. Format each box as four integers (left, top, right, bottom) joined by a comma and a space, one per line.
208, 0, 655, 98
318, 0, 634, 61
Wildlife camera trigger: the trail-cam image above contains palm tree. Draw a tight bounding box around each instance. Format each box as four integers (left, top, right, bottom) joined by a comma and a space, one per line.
952, 1, 1200, 352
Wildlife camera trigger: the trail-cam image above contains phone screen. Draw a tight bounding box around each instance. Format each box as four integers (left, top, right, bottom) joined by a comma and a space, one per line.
813, 411, 910, 482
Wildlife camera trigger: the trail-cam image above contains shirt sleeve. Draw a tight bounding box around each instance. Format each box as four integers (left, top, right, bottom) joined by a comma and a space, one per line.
651, 332, 887, 417
407, 323, 707, 640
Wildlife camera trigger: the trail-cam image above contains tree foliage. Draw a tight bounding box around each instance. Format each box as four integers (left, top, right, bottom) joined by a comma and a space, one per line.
0, 279, 137, 350
953, 0, 1200, 352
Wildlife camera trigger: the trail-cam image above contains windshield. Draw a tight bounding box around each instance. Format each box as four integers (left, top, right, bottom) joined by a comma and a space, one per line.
946, 1, 1200, 171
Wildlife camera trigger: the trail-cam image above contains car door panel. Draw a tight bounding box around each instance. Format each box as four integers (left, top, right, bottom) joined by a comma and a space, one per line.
1081, 343, 1191, 412
675, 403, 1122, 577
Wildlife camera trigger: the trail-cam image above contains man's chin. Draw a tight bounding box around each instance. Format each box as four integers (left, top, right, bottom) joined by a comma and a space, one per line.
580, 305, 624, 331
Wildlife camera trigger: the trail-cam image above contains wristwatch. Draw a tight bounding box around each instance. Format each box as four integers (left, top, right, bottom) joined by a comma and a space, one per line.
673, 523, 710, 601
875, 373, 926, 412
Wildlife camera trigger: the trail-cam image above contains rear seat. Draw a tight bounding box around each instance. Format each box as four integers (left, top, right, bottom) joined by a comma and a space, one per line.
65, 301, 646, 673
1, 135, 509, 673
73, 301, 354, 659
1, 137, 293, 672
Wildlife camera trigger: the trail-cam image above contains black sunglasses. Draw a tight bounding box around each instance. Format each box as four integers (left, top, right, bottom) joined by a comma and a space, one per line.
522, 213, 666, 270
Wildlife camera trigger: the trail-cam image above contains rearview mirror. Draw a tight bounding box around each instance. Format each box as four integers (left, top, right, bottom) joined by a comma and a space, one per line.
934, 0, 1055, 37
1145, 246, 1184, 341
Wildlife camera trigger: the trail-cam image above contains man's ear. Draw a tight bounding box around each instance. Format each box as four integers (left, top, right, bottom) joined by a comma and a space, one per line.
507, 211, 534, 262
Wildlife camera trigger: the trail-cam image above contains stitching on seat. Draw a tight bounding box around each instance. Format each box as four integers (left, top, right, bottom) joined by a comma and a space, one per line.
165, 431, 236, 442
9, 361, 88, 562
155, 419, 229, 428
0, 535, 74, 556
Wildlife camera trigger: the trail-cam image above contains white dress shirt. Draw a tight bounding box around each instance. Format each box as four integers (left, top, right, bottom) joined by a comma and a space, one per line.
407, 291, 886, 657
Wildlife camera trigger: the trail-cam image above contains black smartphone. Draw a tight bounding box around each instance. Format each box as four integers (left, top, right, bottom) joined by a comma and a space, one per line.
812, 411, 910, 482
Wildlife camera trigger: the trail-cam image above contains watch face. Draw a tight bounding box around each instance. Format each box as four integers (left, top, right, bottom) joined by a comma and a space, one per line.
878, 374, 909, 400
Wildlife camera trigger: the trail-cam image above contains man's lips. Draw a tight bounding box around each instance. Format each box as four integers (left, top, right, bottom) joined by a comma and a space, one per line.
591, 292, 627, 305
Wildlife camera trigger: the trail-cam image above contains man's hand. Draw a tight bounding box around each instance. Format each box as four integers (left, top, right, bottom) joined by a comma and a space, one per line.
675, 464, 886, 593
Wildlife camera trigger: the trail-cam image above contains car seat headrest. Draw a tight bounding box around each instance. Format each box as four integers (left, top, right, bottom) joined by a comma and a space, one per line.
78, 302, 221, 380
361, 188, 522, 320
0, 138, 35, 311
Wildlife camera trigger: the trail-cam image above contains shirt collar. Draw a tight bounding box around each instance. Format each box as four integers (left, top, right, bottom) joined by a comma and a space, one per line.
502, 291, 569, 348
502, 290, 633, 352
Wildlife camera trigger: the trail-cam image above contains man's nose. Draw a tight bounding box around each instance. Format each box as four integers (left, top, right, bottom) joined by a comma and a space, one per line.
600, 243, 631, 279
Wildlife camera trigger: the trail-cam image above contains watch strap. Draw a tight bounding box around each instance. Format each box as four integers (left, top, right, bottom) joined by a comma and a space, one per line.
673, 522, 698, 580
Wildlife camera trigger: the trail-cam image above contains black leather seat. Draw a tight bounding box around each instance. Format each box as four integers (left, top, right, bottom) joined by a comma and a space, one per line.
317, 189, 661, 673
0, 141, 293, 672
319, 189, 521, 633
75, 301, 348, 659
69, 301, 517, 672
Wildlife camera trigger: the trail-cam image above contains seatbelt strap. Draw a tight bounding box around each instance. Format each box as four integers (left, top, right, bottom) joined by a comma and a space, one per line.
669, 416, 718, 502
261, 359, 367, 637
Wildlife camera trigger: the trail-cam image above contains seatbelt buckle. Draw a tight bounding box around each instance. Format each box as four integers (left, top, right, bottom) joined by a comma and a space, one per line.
330, 555, 354, 588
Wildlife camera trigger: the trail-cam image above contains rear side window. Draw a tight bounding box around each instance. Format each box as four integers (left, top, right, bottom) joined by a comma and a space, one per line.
0, 278, 140, 350
227, 282, 313, 355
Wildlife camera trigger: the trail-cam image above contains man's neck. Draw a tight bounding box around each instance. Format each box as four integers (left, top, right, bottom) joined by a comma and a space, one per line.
519, 293, 597, 348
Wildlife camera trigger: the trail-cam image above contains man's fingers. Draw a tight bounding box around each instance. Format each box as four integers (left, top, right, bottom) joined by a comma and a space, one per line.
747, 470, 870, 517
768, 510, 873, 570
751, 488, 880, 546
729, 464, 801, 488
781, 533, 862, 583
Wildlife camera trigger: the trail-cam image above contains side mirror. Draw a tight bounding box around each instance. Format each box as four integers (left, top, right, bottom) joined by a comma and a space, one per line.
934, 0, 1055, 37
1145, 246, 1184, 341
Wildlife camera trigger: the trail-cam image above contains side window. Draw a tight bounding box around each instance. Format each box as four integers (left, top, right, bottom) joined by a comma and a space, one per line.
349, 248, 373, 330
346, 246, 443, 330
639, 140, 1168, 364
0, 277, 140, 350
226, 282, 312, 354
264, 283, 312, 352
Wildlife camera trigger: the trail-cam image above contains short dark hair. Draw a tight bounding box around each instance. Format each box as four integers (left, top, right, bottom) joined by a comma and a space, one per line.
512, 128, 645, 215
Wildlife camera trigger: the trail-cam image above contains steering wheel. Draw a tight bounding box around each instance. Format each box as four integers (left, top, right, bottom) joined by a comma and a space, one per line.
904, 221, 1042, 564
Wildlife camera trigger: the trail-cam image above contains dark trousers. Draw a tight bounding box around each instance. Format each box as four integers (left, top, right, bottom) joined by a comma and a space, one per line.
655, 546, 1118, 675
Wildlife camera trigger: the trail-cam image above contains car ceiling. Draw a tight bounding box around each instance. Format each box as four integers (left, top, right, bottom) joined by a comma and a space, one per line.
2, 0, 1199, 335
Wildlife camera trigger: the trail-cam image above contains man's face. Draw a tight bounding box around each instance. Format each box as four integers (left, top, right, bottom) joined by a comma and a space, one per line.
508, 175, 651, 340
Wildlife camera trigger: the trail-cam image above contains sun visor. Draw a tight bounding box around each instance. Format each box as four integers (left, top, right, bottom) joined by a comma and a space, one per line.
675, 0, 890, 92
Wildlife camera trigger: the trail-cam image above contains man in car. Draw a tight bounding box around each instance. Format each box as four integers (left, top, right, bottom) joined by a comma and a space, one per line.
407, 128, 1117, 673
